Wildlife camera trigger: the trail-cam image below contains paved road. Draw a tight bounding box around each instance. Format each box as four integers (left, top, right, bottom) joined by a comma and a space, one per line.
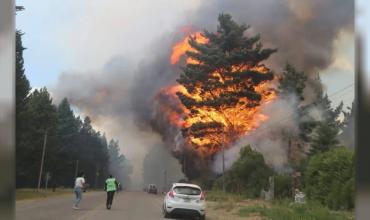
16, 191, 189, 220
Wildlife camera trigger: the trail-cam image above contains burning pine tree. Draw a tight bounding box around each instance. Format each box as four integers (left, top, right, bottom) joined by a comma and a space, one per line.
170, 14, 277, 158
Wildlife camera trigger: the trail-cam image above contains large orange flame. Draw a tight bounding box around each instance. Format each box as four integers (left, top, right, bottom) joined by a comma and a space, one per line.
170, 32, 209, 65
160, 31, 276, 158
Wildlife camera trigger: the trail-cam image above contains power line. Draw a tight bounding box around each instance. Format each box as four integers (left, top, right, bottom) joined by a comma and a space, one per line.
326, 83, 354, 98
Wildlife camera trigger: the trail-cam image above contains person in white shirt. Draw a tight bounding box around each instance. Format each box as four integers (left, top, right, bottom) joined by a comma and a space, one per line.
73, 172, 85, 209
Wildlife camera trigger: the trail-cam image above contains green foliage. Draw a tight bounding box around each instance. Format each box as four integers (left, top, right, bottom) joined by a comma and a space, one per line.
15, 7, 130, 190
75, 116, 110, 188
16, 188, 72, 201
239, 201, 352, 220
27, 88, 58, 131
15, 47, 127, 189
205, 190, 243, 203
305, 147, 354, 210
15, 30, 31, 111
176, 13, 276, 151
15, 29, 33, 187
207, 190, 243, 212
274, 174, 293, 199
309, 122, 340, 156
214, 145, 273, 198
50, 98, 79, 186
298, 74, 345, 147
191, 177, 214, 191
57, 98, 80, 142
16, 88, 58, 187
108, 139, 133, 188
278, 63, 307, 101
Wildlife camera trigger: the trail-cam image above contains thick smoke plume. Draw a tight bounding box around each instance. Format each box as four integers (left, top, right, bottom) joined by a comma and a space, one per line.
190, 0, 354, 73
53, 0, 354, 183
213, 95, 300, 174
53, 56, 184, 188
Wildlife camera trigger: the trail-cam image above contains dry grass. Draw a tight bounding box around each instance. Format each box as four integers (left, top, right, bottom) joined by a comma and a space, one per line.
205, 191, 353, 220
16, 188, 73, 201
207, 200, 265, 220
205, 191, 268, 220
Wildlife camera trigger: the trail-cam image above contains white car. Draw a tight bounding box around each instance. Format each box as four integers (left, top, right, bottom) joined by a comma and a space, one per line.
162, 183, 206, 220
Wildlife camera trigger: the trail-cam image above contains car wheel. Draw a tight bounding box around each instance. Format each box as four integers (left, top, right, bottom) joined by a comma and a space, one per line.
199, 214, 206, 220
162, 204, 171, 218
164, 211, 171, 218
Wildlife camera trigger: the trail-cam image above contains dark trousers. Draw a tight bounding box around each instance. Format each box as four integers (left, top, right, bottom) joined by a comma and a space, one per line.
106, 191, 115, 207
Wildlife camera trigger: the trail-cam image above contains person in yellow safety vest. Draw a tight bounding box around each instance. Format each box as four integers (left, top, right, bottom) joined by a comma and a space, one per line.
104, 174, 119, 209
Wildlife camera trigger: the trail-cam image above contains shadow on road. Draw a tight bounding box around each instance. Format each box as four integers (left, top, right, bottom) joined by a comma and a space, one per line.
169, 215, 203, 220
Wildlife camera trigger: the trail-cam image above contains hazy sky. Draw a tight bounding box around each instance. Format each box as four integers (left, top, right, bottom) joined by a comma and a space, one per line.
16, 0, 201, 86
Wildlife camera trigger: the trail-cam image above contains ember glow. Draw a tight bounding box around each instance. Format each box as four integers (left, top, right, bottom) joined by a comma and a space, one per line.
159, 31, 277, 158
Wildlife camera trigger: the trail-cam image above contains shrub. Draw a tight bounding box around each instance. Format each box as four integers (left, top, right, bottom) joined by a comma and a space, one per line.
304, 147, 354, 210
214, 145, 273, 198
274, 174, 293, 199
239, 201, 352, 220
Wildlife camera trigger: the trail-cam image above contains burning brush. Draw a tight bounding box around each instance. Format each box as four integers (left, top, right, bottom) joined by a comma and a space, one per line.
156, 14, 277, 161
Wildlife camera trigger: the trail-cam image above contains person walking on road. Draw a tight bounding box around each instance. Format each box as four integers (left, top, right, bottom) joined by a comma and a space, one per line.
105, 174, 119, 210
72, 172, 86, 210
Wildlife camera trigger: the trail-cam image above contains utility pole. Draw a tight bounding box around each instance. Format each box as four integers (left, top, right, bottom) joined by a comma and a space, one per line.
45, 172, 50, 190
37, 130, 48, 192
183, 155, 186, 177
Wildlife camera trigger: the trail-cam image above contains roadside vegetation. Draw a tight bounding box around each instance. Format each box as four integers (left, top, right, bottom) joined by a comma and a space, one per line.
189, 16, 355, 220
16, 188, 72, 201
206, 191, 353, 220
203, 145, 354, 219
238, 201, 353, 220
16, 187, 106, 201
204, 144, 354, 219
15, 7, 132, 190
201, 17, 353, 219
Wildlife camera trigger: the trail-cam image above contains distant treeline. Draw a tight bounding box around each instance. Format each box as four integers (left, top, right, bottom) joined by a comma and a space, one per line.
15, 26, 131, 188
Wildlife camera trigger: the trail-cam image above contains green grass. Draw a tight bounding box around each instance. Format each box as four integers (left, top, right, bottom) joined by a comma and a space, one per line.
213, 201, 235, 212
206, 190, 256, 213
205, 190, 243, 203
239, 200, 354, 220
16, 188, 73, 201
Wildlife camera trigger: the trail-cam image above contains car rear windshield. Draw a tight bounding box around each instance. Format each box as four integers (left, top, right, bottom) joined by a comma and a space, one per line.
173, 186, 201, 195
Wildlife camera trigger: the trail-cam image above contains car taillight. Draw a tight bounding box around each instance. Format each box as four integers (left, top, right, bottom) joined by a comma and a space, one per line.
168, 190, 174, 198
200, 192, 205, 200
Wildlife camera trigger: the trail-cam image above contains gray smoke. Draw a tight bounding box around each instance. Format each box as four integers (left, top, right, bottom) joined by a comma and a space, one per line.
52, 54, 184, 189
133, 0, 354, 174
213, 94, 300, 173
189, 0, 354, 73
53, 0, 354, 182
143, 144, 184, 190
